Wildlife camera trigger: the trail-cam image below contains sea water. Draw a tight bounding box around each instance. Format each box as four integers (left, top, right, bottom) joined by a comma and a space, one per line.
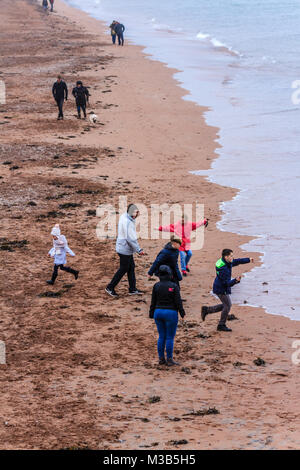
64, 0, 300, 320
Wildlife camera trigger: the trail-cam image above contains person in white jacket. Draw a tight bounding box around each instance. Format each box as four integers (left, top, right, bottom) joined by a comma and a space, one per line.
106, 204, 144, 297
47, 224, 79, 285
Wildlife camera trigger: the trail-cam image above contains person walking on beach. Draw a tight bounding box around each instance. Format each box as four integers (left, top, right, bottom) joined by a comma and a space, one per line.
150, 265, 186, 366
52, 75, 68, 120
158, 214, 208, 276
114, 22, 125, 46
49, 0, 54, 12
42, 0, 48, 11
201, 249, 253, 332
47, 224, 79, 285
148, 236, 182, 287
72, 80, 90, 119
105, 204, 145, 297
109, 21, 117, 45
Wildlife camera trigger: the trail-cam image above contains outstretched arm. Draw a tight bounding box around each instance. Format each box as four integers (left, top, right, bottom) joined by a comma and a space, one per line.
232, 258, 250, 267
191, 219, 208, 230
158, 223, 175, 233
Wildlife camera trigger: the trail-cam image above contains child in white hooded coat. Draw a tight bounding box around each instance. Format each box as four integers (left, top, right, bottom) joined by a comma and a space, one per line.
47, 224, 79, 285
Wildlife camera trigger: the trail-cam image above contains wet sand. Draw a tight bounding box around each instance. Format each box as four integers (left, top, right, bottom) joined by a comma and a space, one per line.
0, 0, 299, 450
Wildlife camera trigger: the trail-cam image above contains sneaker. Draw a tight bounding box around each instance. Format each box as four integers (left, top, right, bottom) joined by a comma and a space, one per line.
105, 287, 118, 298
186, 266, 190, 272
47, 280, 54, 285
166, 358, 180, 367
74, 271, 79, 280
77, 115, 81, 119
159, 357, 166, 365
201, 306, 208, 322
182, 270, 187, 277
129, 289, 144, 295
217, 324, 232, 332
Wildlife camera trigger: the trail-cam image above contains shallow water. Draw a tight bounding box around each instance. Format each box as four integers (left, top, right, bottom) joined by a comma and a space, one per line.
64, 0, 300, 320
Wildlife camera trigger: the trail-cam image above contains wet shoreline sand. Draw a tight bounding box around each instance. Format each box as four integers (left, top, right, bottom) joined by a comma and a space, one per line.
0, 0, 299, 450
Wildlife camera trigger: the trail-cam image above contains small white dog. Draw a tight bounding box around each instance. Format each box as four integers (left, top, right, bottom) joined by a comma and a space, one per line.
89, 112, 98, 124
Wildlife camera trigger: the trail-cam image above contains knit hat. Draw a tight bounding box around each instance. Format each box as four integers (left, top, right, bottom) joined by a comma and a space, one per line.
51, 224, 61, 237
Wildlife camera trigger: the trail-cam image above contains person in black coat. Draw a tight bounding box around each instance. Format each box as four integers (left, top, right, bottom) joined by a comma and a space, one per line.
148, 236, 182, 286
114, 22, 125, 46
149, 265, 185, 366
52, 75, 68, 120
72, 81, 90, 119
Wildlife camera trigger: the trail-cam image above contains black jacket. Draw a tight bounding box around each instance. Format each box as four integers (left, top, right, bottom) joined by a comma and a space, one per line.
149, 276, 185, 318
114, 23, 125, 35
52, 81, 68, 101
148, 242, 182, 282
72, 86, 90, 105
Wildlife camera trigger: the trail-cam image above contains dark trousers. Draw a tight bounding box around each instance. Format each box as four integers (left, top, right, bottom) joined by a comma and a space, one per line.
112, 34, 116, 44
56, 98, 64, 118
77, 103, 86, 118
117, 33, 124, 46
206, 294, 232, 326
51, 264, 77, 283
50, 2, 54, 11
107, 254, 136, 292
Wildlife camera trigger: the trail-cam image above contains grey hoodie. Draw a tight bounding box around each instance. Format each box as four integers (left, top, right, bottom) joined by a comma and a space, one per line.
115, 212, 142, 255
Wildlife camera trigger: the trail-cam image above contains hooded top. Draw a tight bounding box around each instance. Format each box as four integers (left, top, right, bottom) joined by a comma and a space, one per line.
114, 23, 125, 34
159, 219, 207, 251
72, 85, 90, 105
149, 267, 185, 318
213, 257, 250, 295
148, 242, 182, 282
115, 212, 143, 255
48, 225, 75, 265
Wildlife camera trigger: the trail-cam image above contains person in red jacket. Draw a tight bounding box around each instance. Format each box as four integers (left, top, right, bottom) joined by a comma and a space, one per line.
158, 214, 208, 276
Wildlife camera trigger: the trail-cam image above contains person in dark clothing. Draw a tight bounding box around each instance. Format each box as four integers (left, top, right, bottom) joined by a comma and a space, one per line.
72, 81, 90, 119
150, 265, 185, 366
114, 22, 125, 46
42, 0, 48, 11
109, 21, 117, 44
52, 75, 68, 120
148, 236, 182, 286
201, 249, 253, 332
49, 0, 54, 12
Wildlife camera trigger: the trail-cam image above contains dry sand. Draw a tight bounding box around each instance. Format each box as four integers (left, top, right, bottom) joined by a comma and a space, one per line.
0, 0, 299, 450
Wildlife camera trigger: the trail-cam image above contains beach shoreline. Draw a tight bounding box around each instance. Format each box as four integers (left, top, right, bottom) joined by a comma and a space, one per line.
0, 0, 299, 450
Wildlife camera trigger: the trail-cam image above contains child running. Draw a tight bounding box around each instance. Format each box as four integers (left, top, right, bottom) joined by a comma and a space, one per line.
47, 224, 79, 285
158, 214, 208, 276
201, 249, 253, 332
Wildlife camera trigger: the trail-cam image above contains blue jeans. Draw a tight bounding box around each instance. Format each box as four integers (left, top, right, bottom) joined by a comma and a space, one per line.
180, 250, 192, 271
154, 309, 178, 359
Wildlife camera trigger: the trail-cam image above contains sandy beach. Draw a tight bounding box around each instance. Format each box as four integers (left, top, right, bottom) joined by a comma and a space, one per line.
0, 0, 299, 450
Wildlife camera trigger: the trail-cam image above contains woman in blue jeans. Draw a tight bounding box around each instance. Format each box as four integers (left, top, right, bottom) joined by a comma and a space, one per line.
149, 265, 186, 366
